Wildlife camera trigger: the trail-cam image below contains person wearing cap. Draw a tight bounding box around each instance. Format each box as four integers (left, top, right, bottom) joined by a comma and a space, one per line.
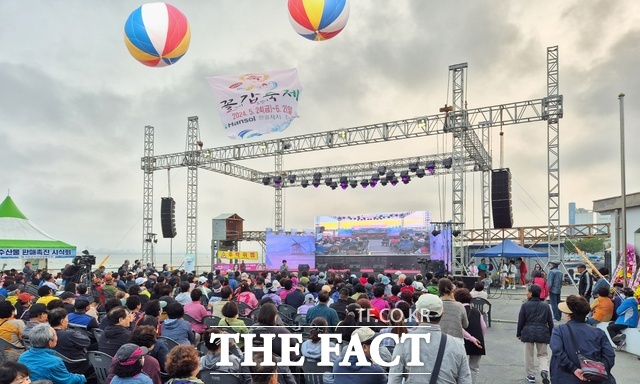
35, 285, 59, 306
546, 260, 563, 322
16, 291, 35, 321
262, 281, 282, 307
68, 297, 100, 331
48, 308, 94, 378
550, 295, 616, 383
576, 264, 593, 302
516, 284, 553, 384
109, 343, 153, 384
4, 284, 21, 306
389, 294, 472, 384
22, 303, 49, 339
0, 301, 26, 360
104, 274, 120, 298
297, 293, 316, 316
332, 326, 386, 384
17, 323, 86, 384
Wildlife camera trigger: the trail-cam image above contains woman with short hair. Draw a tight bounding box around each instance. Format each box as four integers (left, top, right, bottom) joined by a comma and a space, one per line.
164, 345, 202, 384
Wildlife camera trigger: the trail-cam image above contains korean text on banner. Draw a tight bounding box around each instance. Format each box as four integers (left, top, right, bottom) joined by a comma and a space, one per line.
207, 68, 302, 139
218, 251, 259, 260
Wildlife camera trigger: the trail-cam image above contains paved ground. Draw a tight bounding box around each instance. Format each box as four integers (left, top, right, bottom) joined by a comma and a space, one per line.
475, 285, 637, 384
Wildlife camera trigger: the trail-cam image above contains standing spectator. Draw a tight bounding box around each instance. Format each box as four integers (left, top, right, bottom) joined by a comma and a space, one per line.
519, 257, 528, 286
388, 294, 472, 384
438, 278, 469, 340
468, 261, 479, 277
455, 288, 486, 384
546, 261, 563, 322
530, 271, 549, 301
576, 264, 593, 302
118, 261, 130, 276
17, 323, 86, 384
477, 258, 488, 279
508, 260, 518, 290
164, 345, 201, 384
22, 262, 33, 286
184, 290, 210, 335
160, 302, 195, 345
99, 307, 134, 356
586, 286, 614, 325
606, 287, 639, 350
550, 295, 615, 383
499, 259, 508, 289
0, 301, 25, 361
109, 343, 153, 384
516, 284, 553, 384
591, 268, 610, 298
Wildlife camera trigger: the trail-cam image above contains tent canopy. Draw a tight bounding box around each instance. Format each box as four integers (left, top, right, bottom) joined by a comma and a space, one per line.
0, 195, 76, 259
473, 238, 547, 258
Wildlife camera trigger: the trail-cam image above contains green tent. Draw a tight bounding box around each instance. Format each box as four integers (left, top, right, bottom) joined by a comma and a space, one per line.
0, 195, 76, 260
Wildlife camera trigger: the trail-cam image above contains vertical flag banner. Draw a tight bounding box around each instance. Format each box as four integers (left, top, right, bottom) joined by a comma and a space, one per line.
207, 68, 302, 139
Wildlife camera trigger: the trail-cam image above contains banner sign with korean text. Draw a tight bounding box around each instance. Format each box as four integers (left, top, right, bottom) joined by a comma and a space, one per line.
213, 263, 264, 272
206, 68, 302, 139
0, 248, 77, 259
217, 251, 259, 260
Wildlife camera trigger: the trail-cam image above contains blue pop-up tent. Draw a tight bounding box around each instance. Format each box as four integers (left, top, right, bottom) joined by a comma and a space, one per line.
473, 238, 547, 258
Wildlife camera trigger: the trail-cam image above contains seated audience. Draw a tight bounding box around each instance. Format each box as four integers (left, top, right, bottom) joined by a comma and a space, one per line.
0, 361, 31, 384
109, 343, 153, 384
99, 307, 133, 356
0, 301, 25, 361
183, 290, 210, 335
164, 345, 201, 384
587, 286, 614, 325
160, 302, 195, 345
200, 328, 249, 384
22, 304, 48, 339
68, 298, 100, 331
48, 308, 94, 377
17, 323, 86, 384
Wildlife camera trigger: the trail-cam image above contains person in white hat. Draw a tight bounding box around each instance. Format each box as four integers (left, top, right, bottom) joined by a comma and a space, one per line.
332, 327, 386, 384
388, 294, 472, 384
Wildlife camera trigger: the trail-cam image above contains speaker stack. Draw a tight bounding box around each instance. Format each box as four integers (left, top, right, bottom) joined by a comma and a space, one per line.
161, 197, 177, 238
491, 169, 513, 229
298, 264, 310, 273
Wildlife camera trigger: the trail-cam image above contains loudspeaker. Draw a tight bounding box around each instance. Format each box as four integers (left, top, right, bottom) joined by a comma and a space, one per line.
316, 263, 328, 273
373, 264, 385, 275
161, 197, 177, 238
298, 264, 310, 273
491, 169, 513, 229
349, 264, 361, 274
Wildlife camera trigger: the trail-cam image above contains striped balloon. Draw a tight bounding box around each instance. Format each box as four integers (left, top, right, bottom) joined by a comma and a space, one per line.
288, 0, 350, 41
124, 2, 190, 67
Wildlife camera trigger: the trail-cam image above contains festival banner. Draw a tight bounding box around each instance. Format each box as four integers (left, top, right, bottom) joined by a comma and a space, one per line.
207, 68, 302, 139
218, 251, 259, 260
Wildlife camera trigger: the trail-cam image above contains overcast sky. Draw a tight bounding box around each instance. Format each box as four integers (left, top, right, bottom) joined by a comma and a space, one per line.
1, 0, 639, 265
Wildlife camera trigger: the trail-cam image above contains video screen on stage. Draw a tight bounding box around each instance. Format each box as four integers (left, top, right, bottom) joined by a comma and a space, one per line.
314, 211, 431, 256
265, 234, 316, 270
430, 227, 452, 273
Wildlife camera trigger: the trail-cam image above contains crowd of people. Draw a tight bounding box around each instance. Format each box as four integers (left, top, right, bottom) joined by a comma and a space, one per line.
0, 257, 637, 384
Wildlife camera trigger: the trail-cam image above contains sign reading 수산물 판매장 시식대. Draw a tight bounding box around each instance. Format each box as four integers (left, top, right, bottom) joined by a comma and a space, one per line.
210, 332, 432, 368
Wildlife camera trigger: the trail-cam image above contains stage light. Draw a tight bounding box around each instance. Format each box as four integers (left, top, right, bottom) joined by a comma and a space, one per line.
325, 177, 333, 186
330, 181, 338, 190
378, 166, 386, 175
360, 179, 369, 188
443, 157, 453, 169
432, 229, 441, 236
339, 176, 348, 189
273, 176, 282, 187
452, 229, 461, 237
312, 180, 320, 188
313, 172, 322, 181
349, 180, 358, 188
409, 162, 419, 172
390, 176, 399, 186
371, 174, 380, 186
341, 184, 348, 190
301, 179, 309, 188
288, 175, 296, 184
386, 170, 395, 180
416, 169, 426, 178
426, 161, 436, 174
282, 141, 292, 150
400, 171, 410, 182
380, 179, 388, 186
262, 176, 271, 185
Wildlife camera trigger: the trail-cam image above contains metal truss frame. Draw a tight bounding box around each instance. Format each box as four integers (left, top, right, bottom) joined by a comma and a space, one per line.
142, 125, 154, 264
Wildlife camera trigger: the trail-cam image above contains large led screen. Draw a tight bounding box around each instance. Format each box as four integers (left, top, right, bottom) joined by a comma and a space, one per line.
314, 211, 431, 256
265, 234, 316, 270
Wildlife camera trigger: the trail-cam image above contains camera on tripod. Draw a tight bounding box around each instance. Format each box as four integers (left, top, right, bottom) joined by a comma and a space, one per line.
74, 250, 96, 267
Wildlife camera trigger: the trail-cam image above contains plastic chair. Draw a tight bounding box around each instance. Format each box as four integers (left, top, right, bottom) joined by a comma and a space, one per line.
278, 304, 297, 325
68, 324, 92, 339
55, 351, 87, 364
248, 308, 261, 322
470, 297, 492, 327
196, 341, 208, 356
158, 336, 180, 352
0, 338, 25, 363
87, 350, 113, 384
92, 328, 105, 341
236, 302, 252, 317
204, 316, 222, 328
183, 313, 202, 325
301, 358, 331, 384
197, 370, 242, 384
237, 317, 254, 327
